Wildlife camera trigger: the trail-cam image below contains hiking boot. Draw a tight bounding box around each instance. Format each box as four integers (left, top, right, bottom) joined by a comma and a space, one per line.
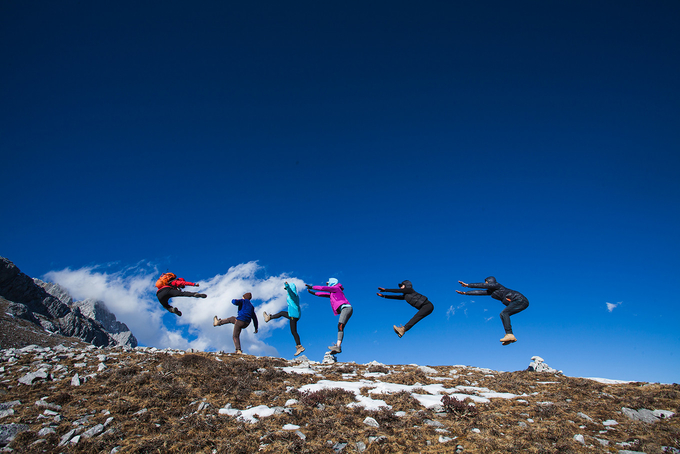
294, 345, 305, 356
235, 349, 243, 355
213, 316, 219, 327
194, 293, 207, 298
328, 345, 342, 354
393, 325, 406, 338
263, 312, 271, 323
499, 333, 517, 344
172, 307, 182, 316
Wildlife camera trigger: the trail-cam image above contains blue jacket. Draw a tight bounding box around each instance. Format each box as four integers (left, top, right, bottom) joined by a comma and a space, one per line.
232, 298, 259, 330
284, 283, 301, 319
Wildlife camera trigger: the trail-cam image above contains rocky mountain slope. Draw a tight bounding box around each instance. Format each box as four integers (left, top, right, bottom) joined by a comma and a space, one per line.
0, 343, 678, 453
0, 257, 136, 349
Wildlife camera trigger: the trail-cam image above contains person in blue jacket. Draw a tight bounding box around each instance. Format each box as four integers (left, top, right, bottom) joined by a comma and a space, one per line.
213, 292, 259, 354
263, 282, 305, 356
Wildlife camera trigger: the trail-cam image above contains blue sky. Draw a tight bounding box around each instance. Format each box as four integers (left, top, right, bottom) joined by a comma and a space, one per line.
1, 1, 678, 383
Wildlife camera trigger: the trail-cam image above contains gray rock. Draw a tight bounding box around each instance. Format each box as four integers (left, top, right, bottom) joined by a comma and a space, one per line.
527, 356, 562, 374
0, 402, 20, 412
322, 351, 337, 364
58, 429, 76, 446
18, 369, 49, 385
577, 412, 593, 422
35, 400, 61, 411
37, 427, 56, 437
0, 410, 13, 419
0, 423, 30, 447
332, 442, 347, 452
363, 417, 379, 428
355, 441, 366, 452
622, 407, 659, 423
439, 436, 454, 443
295, 430, 306, 440
82, 424, 104, 438
71, 373, 81, 386
574, 434, 585, 444
424, 419, 445, 428
0, 258, 131, 348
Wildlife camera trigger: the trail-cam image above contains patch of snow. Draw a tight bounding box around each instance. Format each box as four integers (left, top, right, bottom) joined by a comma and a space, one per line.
580, 377, 632, 384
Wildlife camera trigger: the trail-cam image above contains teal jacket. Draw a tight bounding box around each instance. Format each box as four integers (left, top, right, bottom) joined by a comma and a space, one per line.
285, 283, 301, 319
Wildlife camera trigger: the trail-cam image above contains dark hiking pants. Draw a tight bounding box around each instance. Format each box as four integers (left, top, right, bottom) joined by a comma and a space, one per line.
215, 317, 250, 351
270, 311, 301, 345
157, 287, 200, 312
500, 297, 529, 334
404, 301, 434, 332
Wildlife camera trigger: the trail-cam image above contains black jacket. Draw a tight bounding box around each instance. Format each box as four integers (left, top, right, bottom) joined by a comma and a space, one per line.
463, 276, 527, 305
380, 280, 430, 309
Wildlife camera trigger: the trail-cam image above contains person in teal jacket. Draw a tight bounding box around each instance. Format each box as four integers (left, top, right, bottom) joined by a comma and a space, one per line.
263, 282, 305, 356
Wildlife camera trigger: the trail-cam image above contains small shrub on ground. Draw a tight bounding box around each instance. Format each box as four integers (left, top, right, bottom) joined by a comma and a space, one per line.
442, 395, 478, 419
298, 388, 357, 407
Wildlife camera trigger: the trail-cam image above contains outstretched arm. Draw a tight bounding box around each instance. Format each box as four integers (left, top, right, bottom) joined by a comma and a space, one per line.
457, 290, 491, 296
377, 292, 405, 299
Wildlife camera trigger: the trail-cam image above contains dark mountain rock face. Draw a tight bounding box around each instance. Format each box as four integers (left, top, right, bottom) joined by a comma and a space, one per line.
0, 257, 136, 348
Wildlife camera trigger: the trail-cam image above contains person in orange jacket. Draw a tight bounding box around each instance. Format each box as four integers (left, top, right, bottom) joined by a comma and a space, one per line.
155, 273, 206, 316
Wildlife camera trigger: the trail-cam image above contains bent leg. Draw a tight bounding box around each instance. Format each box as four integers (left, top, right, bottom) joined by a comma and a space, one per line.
404, 302, 434, 332
500, 299, 529, 334
270, 311, 291, 320
216, 316, 238, 327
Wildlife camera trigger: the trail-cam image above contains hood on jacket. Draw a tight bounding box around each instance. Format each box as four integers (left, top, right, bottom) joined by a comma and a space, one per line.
485, 276, 497, 284
287, 282, 297, 293
399, 280, 413, 288
327, 278, 339, 286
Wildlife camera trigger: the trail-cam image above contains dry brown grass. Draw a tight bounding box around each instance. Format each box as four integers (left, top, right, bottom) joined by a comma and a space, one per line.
0, 348, 678, 453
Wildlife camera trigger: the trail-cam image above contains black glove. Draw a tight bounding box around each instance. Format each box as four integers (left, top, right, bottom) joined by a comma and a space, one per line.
306, 284, 313, 289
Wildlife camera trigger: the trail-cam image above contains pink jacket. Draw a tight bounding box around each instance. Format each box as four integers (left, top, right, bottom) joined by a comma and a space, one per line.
312, 284, 351, 315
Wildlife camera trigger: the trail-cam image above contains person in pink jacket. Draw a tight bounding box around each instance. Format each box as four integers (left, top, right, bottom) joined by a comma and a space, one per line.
307, 278, 353, 354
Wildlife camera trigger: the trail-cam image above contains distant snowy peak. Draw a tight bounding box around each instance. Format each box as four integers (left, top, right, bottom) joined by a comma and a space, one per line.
33, 279, 137, 348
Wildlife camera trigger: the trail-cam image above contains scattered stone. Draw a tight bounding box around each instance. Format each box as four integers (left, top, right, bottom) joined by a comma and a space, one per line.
284, 399, 298, 406
18, 369, 49, 385
439, 436, 454, 443
82, 424, 104, 438
58, 428, 77, 446
527, 356, 561, 374
322, 351, 337, 364
471, 428, 481, 433
654, 410, 675, 419
603, 419, 618, 426
0, 402, 20, 413
424, 419, 445, 428
35, 400, 61, 411
37, 427, 55, 437
622, 407, 660, 423
332, 441, 347, 452
283, 424, 300, 430
0, 410, 13, 419
71, 373, 81, 386
595, 438, 609, 446
355, 441, 366, 452
295, 430, 306, 440
577, 412, 593, 422
0, 423, 30, 446
363, 417, 379, 428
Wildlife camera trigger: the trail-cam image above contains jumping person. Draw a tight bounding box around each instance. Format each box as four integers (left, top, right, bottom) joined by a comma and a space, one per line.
307, 278, 352, 354
456, 276, 529, 345
377, 280, 434, 338
155, 272, 206, 317
263, 282, 305, 356
213, 292, 259, 354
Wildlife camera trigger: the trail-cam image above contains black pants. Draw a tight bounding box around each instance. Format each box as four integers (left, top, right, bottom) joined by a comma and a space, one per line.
156, 287, 200, 312
404, 301, 434, 331
270, 311, 301, 345
500, 297, 529, 334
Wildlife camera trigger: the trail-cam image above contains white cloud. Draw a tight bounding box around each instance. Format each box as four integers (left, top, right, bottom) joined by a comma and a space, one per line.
446, 302, 468, 320
606, 301, 622, 313
44, 262, 305, 355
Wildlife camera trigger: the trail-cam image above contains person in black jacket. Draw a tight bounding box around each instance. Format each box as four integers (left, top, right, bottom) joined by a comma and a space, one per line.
377, 280, 434, 338
456, 276, 529, 345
